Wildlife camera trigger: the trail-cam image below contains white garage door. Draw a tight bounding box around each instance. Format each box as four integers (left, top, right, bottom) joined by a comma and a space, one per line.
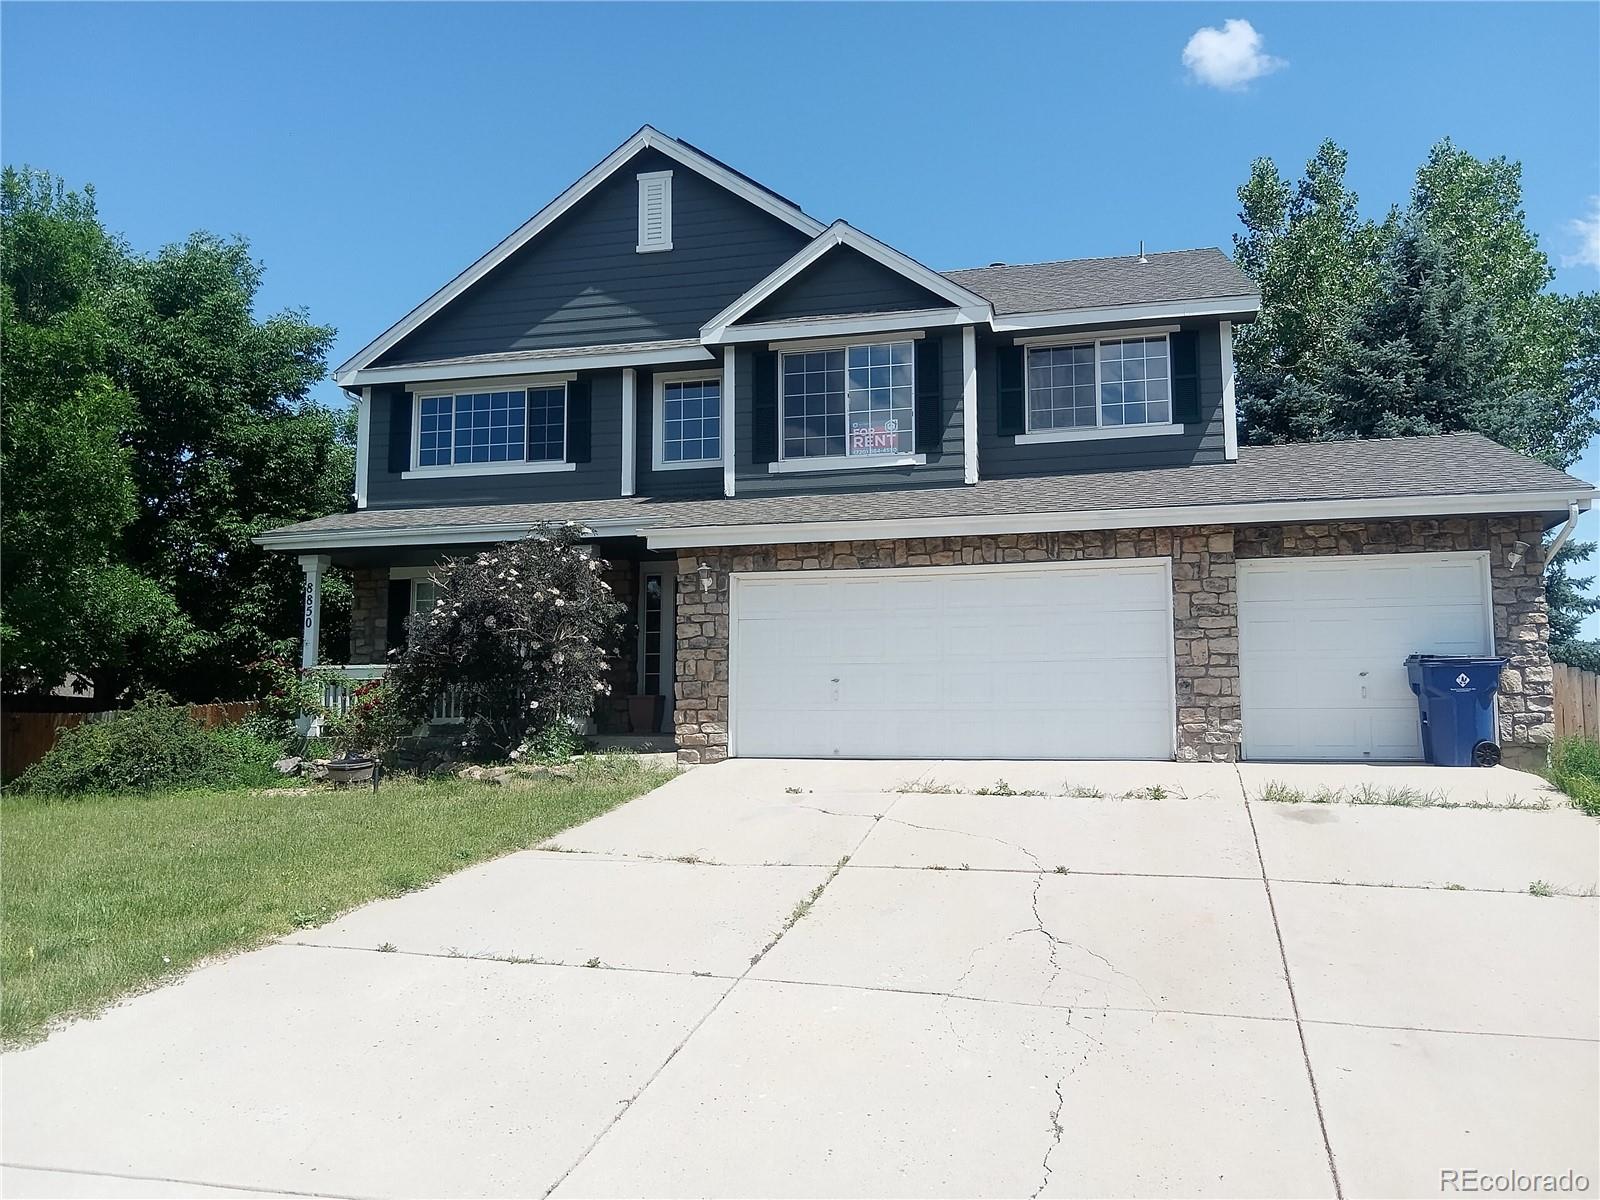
730, 561, 1174, 759
1238, 553, 1492, 762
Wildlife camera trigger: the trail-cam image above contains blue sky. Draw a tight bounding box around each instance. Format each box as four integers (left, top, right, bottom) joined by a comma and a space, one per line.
5, 2, 1599, 611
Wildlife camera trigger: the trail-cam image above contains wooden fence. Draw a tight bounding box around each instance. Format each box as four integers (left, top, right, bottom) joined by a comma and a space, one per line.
1553, 663, 1600, 742
1, 701, 257, 783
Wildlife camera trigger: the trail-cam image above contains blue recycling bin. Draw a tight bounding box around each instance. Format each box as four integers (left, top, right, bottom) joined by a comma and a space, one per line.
1404, 654, 1507, 767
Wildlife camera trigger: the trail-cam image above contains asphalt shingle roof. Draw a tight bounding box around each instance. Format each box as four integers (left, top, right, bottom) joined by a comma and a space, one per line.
261, 435, 1590, 548
943, 247, 1259, 315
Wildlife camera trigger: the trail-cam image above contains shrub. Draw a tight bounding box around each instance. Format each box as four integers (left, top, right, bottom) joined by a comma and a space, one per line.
387, 525, 624, 759
247, 654, 326, 739
13, 695, 281, 796
1550, 735, 1600, 817
1551, 639, 1600, 674
322, 677, 414, 756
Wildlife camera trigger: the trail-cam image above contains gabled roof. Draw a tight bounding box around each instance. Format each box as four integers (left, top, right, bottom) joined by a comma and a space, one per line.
701, 220, 993, 344
333, 126, 828, 387
945, 248, 1258, 316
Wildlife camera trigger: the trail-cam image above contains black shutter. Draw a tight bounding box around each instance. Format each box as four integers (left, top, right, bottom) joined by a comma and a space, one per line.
996, 345, 1025, 436
388, 391, 413, 473
914, 336, 943, 456
386, 579, 411, 653
566, 377, 591, 463
1170, 330, 1200, 425
751, 348, 779, 466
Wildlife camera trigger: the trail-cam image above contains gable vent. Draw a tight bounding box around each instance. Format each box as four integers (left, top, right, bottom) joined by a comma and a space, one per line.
637, 170, 673, 253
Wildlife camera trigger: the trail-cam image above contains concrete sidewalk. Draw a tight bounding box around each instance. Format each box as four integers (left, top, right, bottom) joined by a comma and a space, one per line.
3, 760, 1596, 1198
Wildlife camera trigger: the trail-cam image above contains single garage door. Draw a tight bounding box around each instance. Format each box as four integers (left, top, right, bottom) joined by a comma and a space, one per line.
730, 561, 1174, 759
1237, 553, 1493, 761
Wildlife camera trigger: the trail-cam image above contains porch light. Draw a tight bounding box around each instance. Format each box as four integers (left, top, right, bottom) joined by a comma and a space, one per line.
1507, 540, 1531, 569
696, 562, 716, 595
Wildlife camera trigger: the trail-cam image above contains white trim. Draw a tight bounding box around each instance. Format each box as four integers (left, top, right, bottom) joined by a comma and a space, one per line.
1013, 324, 1179, 347
1022, 331, 1176, 439
354, 387, 372, 510
621, 368, 637, 496
298, 554, 331, 669
1220, 320, 1239, 462
644, 488, 1597, 550
701, 219, 994, 344
990, 296, 1261, 333
712, 307, 987, 346
651, 368, 725, 472
726, 557, 1177, 762
962, 325, 978, 485
767, 330, 925, 354
402, 461, 577, 480
348, 344, 713, 388
635, 170, 673, 253
334, 126, 824, 385
387, 566, 434, 580
1015, 423, 1184, 446
722, 347, 737, 498
767, 453, 926, 475
256, 517, 655, 552
408, 373, 576, 399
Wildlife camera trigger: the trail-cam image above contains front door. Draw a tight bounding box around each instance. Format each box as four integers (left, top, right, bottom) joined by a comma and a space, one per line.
637, 564, 677, 734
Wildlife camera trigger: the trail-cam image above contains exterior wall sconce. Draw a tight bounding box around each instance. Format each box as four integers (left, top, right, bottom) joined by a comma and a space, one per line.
696, 562, 716, 595
1506, 540, 1531, 570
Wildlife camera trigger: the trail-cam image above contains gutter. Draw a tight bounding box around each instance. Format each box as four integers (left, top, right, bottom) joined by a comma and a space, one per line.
1546, 501, 1582, 567
253, 516, 661, 552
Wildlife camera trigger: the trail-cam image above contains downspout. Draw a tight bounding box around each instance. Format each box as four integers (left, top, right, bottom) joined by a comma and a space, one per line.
1545, 502, 1581, 569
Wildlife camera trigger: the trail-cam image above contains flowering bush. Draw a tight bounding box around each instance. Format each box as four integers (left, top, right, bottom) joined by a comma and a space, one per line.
322, 676, 413, 757
386, 525, 624, 759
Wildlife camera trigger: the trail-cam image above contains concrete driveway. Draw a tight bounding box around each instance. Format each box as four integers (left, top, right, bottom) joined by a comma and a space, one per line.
4, 760, 1597, 1199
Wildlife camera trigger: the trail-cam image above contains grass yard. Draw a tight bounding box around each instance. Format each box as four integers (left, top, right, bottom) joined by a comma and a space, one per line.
1, 758, 672, 1046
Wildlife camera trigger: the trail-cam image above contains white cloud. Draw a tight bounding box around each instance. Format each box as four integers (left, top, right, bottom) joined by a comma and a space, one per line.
1182, 19, 1285, 91
1563, 197, 1600, 271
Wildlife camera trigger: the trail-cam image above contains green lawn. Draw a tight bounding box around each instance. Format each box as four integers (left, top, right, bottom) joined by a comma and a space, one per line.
1, 758, 671, 1046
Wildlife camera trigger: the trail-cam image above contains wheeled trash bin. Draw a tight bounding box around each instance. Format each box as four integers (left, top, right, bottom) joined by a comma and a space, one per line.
1403, 654, 1507, 767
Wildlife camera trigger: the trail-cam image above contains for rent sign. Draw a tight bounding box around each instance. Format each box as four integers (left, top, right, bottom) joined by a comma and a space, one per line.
850, 419, 903, 455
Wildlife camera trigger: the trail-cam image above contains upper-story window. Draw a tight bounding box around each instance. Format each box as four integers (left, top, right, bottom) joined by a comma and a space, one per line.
1027, 335, 1171, 432
653, 372, 722, 469
412, 382, 568, 474
781, 340, 914, 462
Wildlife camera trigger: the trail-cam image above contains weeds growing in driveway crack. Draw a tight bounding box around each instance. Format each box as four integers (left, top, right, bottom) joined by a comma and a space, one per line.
750, 856, 850, 965
1529, 880, 1554, 898
1254, 779, 1550, 810
377, 942, 397, 953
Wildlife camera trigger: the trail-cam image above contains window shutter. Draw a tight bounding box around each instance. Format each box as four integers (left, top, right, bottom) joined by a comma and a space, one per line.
751, 348, 779, 466
566, 378, 591, 463
386, 580, 412, 654
997, 345, 1025, 436
636, 171, 672, 252
1170, 330, 1200, 425
388, 391, 413, 473
915, 336, 944, 456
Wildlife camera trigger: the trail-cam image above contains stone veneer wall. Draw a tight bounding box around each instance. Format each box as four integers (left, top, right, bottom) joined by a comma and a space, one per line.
349, 567, 389, 665
1234, 515, 1553, 771
673, 515, 1555, 769
673, 527, 1241, 764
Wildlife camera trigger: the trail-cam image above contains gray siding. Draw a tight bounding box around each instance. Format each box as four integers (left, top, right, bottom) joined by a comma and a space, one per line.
977, 319, 1228, 478
365, 379, 623, 509
734, 328, 966, 496
634, 368, 725, 500
375, 149, 812, 365
739, 246, 950, 324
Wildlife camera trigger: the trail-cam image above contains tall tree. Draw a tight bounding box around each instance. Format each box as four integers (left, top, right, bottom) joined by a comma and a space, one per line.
1, 167, 351, 701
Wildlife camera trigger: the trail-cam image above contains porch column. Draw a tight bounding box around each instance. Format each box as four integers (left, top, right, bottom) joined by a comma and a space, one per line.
298, 554, 332, 668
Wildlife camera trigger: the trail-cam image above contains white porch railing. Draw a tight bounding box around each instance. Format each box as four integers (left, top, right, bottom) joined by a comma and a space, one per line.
317, 664, 465, 726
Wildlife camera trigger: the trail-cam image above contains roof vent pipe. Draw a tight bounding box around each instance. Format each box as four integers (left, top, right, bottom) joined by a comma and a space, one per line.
1137, 240, 1148, 264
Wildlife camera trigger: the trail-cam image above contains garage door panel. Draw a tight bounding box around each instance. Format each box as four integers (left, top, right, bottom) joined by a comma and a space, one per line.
1239, 554, 1490, 762
732, 564, 1173, 759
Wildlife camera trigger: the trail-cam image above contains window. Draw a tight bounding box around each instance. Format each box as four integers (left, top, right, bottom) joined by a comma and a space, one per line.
654, 374, 721, 468
781, 340, 914, 461
637, 170, 672, 253
1026, 334, 1171, 433
412, 578, 438, 616
413, 384, 566, 470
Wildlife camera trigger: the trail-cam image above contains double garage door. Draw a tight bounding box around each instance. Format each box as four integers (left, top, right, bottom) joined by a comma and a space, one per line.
727, 552, 1493, 762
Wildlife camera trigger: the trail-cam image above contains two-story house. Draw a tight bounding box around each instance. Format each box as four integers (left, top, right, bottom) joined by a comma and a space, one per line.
260, 126, 1594, 769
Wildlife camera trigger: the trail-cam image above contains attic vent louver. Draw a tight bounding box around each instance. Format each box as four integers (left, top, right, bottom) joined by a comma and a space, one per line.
637, 170, 673, 253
